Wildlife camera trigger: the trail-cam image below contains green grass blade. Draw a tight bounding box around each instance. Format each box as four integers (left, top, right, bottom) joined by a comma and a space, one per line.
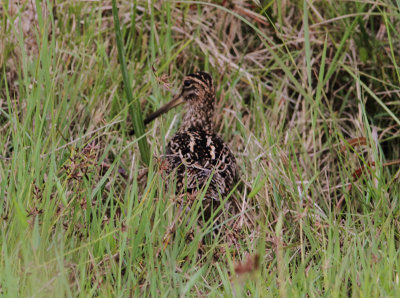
111, 0, 150, 165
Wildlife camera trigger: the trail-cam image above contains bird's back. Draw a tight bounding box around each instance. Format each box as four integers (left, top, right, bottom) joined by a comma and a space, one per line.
165, 127, 238, 202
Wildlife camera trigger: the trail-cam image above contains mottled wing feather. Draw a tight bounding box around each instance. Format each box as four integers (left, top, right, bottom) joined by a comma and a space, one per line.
165, 128, 237, 199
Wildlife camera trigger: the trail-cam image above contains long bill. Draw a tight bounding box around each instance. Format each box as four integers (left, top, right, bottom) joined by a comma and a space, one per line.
144, 93, 185, 125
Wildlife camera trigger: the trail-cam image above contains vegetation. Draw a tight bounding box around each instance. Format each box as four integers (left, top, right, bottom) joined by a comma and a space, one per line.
1, 0, 399, 296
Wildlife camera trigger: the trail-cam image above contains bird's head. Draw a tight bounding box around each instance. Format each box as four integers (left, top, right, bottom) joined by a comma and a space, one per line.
145, 71, 215, 126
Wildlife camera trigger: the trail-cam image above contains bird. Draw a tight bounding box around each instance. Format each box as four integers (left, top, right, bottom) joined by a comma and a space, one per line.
145, 71, 238, 220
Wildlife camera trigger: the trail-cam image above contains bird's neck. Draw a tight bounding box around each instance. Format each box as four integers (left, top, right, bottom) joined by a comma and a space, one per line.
181, 100, 214, 132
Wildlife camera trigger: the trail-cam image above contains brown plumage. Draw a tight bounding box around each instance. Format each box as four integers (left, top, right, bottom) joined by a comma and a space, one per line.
146, 71, 238, 219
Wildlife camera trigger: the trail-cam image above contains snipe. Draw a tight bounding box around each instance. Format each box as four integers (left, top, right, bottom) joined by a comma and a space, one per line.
146, 71, 238, 219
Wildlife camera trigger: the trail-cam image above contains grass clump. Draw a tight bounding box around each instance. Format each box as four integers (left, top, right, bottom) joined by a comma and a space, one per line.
0, 0, 400, 296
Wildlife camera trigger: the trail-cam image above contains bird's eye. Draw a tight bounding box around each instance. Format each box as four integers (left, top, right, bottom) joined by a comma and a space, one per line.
183, 80, 191, 87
